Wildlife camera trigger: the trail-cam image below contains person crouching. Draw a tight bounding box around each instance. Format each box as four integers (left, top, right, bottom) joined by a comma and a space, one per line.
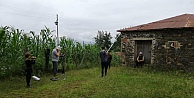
136, 52, 144, 67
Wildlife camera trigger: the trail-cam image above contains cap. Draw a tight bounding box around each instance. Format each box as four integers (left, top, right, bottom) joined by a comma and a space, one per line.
56, 46, 61, 50
139, 52, 142, 54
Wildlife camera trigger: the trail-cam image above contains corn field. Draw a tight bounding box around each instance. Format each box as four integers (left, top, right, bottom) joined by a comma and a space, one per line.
0, 26, 121, 78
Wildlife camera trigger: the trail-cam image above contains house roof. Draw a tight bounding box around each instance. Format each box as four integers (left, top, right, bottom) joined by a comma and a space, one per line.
118, 14, 194, 32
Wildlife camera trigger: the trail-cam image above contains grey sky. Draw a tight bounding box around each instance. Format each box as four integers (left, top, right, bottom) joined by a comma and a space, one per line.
1, 0, 194, 43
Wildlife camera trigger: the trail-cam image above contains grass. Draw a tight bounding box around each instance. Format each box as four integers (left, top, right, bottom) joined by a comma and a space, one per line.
1, 66, 194, 98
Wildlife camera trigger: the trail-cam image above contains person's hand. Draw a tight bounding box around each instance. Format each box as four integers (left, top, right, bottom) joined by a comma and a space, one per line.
31, 56, 36, 59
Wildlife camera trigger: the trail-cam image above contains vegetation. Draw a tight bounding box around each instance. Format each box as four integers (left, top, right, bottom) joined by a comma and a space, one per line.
94, 31, 112, 49
1, 66, 194, 97
1, 25, 194, 97
0, 26, 121, 78
111, 33, 121, 52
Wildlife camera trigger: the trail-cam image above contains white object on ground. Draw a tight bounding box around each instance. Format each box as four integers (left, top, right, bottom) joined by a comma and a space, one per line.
32, 76, 40, 81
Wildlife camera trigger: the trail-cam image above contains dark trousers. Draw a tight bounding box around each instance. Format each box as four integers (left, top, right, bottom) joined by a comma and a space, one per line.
107, 62, 111, 69
101, 62, 108, 77
26, 70, 32, 86
135, 61, 144, 67
52, 61, 58, 77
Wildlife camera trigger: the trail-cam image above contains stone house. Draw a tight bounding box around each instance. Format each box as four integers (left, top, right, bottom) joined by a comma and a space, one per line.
117, 14, 194, 68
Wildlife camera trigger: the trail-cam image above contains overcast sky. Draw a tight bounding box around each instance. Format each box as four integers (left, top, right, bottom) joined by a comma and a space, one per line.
1, 0, 194, 43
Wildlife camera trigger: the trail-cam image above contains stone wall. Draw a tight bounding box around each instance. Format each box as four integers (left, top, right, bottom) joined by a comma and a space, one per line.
121, 28, 194, 70
121, 31, 157, 66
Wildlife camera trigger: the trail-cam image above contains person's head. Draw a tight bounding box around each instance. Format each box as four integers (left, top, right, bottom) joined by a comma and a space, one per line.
56, 46, 61, 52
107, 50, 111, 55
139, 52, 142, 55
101, 46, 105, 50
25, 52, 30, 58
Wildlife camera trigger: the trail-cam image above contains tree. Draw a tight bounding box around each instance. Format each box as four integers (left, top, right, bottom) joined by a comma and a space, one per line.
94, 31, 112, 49
112, 33, 121, 52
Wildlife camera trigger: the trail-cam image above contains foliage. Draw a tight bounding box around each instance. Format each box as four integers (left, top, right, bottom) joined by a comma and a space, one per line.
111, 33, 121, 52
0, 26, 121, 78
94, 30, 112, 49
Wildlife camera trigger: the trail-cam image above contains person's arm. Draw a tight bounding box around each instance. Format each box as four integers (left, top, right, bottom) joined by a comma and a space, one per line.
142, 56, 144, 61
57, 51, 60, 57
54, 50, 60, 57
137, 56, 139, 61
100, 52, 102, 59
110, 55, 112, 61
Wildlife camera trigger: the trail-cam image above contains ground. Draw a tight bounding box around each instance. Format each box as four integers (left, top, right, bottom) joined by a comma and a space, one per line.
1, 66, 194, 98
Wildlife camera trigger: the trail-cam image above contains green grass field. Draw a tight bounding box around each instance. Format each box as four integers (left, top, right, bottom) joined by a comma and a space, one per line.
1, 66, 194, 98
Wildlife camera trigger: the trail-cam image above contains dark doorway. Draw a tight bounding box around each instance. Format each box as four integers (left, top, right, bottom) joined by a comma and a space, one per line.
135, 40, 152, 64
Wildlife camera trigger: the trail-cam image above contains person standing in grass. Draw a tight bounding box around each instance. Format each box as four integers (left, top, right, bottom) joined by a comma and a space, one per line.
25, 52, 36, 88
100, 47, 108, 77
51, 46, 60, 80
107, 51, 112, 69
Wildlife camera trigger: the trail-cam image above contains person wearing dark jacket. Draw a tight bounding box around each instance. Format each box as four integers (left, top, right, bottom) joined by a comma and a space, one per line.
25, 52, 36, 88
107, 51, 112, 69
136, 52, 144, 67
100, 47, 108, 77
